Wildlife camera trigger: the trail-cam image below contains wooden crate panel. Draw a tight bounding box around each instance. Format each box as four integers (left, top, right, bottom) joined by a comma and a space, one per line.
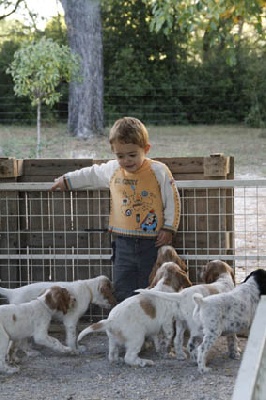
20, 159, 93, 181
0, 154, 235, 288
0, 158, 23, 178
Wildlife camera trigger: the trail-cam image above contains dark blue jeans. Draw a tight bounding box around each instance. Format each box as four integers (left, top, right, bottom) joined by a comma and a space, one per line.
112, 236, 158, 302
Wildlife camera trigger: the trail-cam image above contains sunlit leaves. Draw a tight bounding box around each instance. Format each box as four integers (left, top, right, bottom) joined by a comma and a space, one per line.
6, 37, 80, 107
6, 37, 81, 157
143, 0, 266, 65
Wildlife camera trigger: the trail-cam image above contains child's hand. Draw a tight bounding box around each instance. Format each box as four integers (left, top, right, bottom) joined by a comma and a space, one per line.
155, 229, 173, 247
51, 176, 66, 191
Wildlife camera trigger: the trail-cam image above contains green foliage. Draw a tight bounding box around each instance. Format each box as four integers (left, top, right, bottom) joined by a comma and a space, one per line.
6, 37, 80, 107
5, 37, 81, 156
102, 0, 266, 127
145, 0, 265, 38
103, 0, 189, 124
0, 39, 34, 123
1, 0, 266, 129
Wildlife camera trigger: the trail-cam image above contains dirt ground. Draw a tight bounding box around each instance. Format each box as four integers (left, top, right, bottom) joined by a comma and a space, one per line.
0, 330, 247, 400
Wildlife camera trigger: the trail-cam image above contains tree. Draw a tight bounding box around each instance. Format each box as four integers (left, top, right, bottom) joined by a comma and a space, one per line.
60, 0, 104, 138
0, 0, 24, 20
7, 37, 80, 157
145, 0, 266, 64
102, 0, 189, 125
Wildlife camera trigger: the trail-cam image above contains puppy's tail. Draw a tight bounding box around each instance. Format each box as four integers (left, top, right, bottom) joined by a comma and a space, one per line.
0, 286, 13, 302
192, 293, 204, 321
193, 293, 204, 306
78, 320, 108, 342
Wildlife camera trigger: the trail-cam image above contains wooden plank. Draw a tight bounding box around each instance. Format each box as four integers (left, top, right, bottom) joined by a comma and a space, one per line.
0, 158, 23, 178
154, 157, 204, 174
96, 156, 229, 176
175, 232, 230, 250
203, 154, 230, 177
21, 159, 93, 178
19, 232, 110, 249
20, 156, 234, 180
16, 258, 112, 283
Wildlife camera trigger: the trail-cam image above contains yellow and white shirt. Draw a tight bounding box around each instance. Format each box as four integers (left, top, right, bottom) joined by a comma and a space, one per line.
64, 158, 180, 238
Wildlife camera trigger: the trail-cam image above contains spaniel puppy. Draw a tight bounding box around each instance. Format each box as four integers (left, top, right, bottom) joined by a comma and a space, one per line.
0, 275, 116, 352
136, 260, 235, 361
193, 268, 266, 373
0, 286, 75, 374
147, 261, 192, 352
148, 245, 187, 285
78, 265, 192, 367
149, 261, 192, 292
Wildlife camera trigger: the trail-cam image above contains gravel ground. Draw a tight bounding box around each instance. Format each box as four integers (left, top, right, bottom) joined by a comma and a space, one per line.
0, 330, 247, 400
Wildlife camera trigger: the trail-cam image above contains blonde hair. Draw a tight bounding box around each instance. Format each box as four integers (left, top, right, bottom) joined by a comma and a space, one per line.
109, 117, 149, 149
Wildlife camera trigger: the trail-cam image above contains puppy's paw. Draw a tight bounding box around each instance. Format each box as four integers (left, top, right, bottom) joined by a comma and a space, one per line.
4, 365, 20, 375
229, 350, 241, 360
139, 358, 155, 367
77, 344, 87, 353
175, 350, 188, 360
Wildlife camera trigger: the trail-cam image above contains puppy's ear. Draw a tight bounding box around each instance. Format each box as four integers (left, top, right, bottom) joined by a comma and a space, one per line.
57, 287, 72, 314
45, 286, 71, 314
165, 266, 192, 291
100, 279, 117, 307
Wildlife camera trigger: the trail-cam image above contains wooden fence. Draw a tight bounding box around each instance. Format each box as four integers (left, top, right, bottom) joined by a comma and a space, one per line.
0, 154, 234, 287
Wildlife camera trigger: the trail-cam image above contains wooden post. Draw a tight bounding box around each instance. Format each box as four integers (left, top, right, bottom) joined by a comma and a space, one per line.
0, 158, 23, 287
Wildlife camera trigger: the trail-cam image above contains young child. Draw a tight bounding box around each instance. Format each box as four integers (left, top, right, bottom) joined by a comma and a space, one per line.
52, 117, 181, 302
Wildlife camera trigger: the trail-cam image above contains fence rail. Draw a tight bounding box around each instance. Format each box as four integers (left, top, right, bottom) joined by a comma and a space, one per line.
232, 295, 266, 400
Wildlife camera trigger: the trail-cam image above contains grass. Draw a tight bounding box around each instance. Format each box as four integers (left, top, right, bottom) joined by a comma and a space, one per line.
0, 123, 265, 178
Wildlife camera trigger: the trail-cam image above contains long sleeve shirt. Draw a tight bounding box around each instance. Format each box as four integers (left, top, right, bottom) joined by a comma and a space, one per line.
64, 158, 181, 238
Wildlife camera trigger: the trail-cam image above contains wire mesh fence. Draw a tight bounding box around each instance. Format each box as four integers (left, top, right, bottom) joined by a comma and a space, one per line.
0, 179, 265, 292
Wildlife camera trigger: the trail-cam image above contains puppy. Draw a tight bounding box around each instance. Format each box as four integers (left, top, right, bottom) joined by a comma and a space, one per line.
193, 268, 266, 373
136, 260, 235, 361
149, 260, 191, 292
0, 275, 116, 352
148, 245, 187, 285
0, 286, 75, 374
77, 265, 192, 367
147, 261, 192, 352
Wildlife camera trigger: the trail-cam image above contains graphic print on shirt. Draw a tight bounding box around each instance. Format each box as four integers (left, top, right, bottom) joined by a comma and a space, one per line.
109, 160, 164, 236
121, 186, 157, 231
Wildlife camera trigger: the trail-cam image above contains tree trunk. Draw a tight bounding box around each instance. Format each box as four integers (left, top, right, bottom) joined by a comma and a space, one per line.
60, 0, 104, 138
36, 101, 41, 158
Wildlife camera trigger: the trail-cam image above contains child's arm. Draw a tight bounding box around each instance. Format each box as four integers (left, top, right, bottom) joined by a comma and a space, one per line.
50, 160, 119, 191
155, 164, 181, 232
51, 176, 68, 191
152, 161, 181, 246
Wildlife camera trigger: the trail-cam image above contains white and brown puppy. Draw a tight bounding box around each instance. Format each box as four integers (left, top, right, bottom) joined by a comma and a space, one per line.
0, 286, 75, 374
149, 260, 191, 292
137, 260, 235, 361
149, 245, 187, 285
193, 268, 266, 373
0, 275, 116, 352
78, 263, 192, 367
148, 261, 192, 352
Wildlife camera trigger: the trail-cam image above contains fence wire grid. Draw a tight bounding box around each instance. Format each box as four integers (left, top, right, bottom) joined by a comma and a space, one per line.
0, 180, 265, 290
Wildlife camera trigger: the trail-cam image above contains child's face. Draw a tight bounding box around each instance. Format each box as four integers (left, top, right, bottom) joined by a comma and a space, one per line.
112, 142, 150, 173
